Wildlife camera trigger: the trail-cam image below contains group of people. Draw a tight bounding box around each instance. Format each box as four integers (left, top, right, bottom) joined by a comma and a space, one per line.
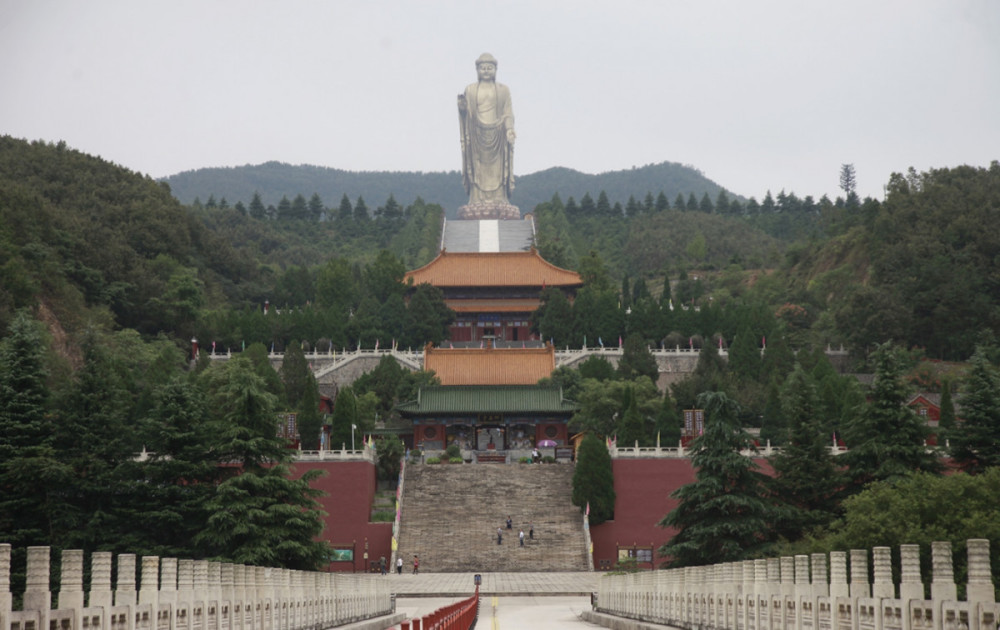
497, 515, 534, 547
379, 555, 417, 575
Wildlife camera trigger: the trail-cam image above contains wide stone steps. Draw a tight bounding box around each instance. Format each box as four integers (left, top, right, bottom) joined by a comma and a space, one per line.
397, 463, 590, 573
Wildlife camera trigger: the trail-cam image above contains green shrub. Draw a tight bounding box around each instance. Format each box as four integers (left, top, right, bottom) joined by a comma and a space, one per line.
425, 456, 441, 464
370, 510, 395, 522
445, 443, 462, 459
542, 455, 556, 463
518, 456, 532, 464
449, 457, 464, 464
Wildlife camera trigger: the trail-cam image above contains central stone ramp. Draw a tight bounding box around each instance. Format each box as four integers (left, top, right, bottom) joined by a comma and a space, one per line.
397, 463, 590, 572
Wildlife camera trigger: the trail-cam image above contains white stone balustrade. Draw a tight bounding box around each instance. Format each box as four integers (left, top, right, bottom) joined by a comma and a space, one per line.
0, 544, 394, 630
595, 540, 1000, 630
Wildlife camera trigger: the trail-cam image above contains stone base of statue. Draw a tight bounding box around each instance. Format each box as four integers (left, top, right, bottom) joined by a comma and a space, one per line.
457, 202, 521, 220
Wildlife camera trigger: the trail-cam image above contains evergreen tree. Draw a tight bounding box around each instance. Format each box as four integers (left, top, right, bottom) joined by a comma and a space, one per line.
354, 196, 370, 222
532, 287, 574, 346
572, 433, 616, 525
617, 386, 647, 447
596, 190, 612, 216
276, 195, 293, 220
296, 373, 323, 450
938, 378, 956, 437
625, 195, 641, 218
195, 357, 329, 569
655, 192, 669, 212
643, 192, 655, 213
248, 191, 266, 219
699, 192, 714, 213
290, 194, 308, 221
0, 311, 68, 549
280, 340, 311, 409
617, 332, 658, 382
406, 283, 454, 347
579, 192, 596, 215
950, 346, 1000, 473
840, 343, 940, 492
307, 193, 324, 221
727, 326, 761, 383
337, 193, 353, 222
758, 381, 785, 445
769, 364, 842, 541
329, 388, 358, 450
658, 391, 777, 567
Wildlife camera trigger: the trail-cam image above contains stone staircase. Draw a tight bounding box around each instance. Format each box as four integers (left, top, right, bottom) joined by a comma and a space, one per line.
397, 462, 590, 572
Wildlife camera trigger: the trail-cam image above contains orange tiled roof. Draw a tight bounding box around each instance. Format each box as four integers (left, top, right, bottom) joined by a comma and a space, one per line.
406, 249, 582, 288
424, 344, 556, 385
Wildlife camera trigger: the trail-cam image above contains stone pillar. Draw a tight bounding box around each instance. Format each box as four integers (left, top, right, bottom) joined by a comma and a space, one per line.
966, 539, 994, 604
193, 560, 208, 607
89, 552, 114, 609
781, 556, 795, 598
849, 549, 869, 598
0, 544, 11, 615
830, 551, 849, 599
208, 561, 222, 612
115, 553, 137, 606
899, 544, 924, 602
24, 546, 51, 630
930, 541, 957, 602
160, 558, 178, 606
811, 553, 829, 598
220, 563, 235, 617
177, 559, 194, 611
59, 549, 85, 610
872, 547, 894, 599
139, 556, 159, 606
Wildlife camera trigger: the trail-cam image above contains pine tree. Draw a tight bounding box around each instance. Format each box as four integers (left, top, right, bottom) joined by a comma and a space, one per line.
938, 378, 956, 436
0, 311, 68, 549
841, 343, 940, 492
249, 191, 266, 219
950, 346, 1000, 473
280, 340, 311, 409
572, 433, 616, 525
658, 391, 777, 567
769, 364, 842, 540
617, 386, 647, 447
617, 333, 658, 382
337, 193, 353, 222
195, 357, 328, 569
296, 374, 323, 450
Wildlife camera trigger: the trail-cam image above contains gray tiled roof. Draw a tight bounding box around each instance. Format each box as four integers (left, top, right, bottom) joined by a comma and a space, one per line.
441, 218, 535, 253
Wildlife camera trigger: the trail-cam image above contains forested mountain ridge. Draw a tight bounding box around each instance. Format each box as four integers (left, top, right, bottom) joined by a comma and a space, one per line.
162, 160, 736, 218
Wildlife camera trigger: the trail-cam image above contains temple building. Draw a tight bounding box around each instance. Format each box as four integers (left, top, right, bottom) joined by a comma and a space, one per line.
404, 216, 583, 344
395, 216, 583, 457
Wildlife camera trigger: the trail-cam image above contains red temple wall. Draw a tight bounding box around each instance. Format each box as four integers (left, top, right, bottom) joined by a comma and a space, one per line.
288, 460, 392, 573
590, 457, 773, 570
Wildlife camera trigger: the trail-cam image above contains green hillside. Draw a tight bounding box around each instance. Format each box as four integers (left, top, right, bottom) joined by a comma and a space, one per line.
161, 160, 736, 219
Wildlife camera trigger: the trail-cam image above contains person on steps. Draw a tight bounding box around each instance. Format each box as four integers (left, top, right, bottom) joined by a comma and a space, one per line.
497, 527, 503, 545
412, 555, 419, 574
396, 557, 403, 575
519, 529, 525, 547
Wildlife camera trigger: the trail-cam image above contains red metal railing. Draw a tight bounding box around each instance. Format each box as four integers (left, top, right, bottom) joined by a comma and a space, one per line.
399, 586, 480, 630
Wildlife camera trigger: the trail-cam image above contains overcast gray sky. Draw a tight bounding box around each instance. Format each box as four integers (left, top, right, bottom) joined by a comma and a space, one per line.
2, 0, 998, 202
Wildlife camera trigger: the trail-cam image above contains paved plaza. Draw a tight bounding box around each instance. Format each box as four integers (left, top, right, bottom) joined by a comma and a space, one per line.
383, 570, 601, 597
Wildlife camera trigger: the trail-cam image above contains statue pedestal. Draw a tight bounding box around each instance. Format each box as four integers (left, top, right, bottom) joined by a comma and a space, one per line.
457, 202, 521, 220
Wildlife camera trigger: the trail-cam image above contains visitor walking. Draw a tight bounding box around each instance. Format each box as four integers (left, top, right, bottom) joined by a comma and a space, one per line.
497, 527, 503, 545
412, 555, 419, 574
379, 556, 386, 575
529, 522, 534, 540
506, 515, 512, 530
519, 529, 525, 547
396, 557, 403, 575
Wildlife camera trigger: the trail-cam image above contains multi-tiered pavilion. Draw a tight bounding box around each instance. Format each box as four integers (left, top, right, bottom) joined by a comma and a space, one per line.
398, 215, 583, 457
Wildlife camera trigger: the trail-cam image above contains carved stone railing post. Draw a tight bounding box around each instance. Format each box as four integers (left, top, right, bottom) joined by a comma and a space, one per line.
59, 549, 85, 610
830, 551, 848, 599
811, 553, 829, 598
850, 549, 870, 598
90, 551, 113, 609
116, 553, 137, 606
872, 547, 894, 599
0, 544, 11, 615
965, 539, 994, 604
24, 546, 51, 630
781, 556, 795, 598
899, 544, 923, 602
931, 541, 956, 601
177, 559, 194, 608
160, 558, 178, 606
139, 556, 159, 606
